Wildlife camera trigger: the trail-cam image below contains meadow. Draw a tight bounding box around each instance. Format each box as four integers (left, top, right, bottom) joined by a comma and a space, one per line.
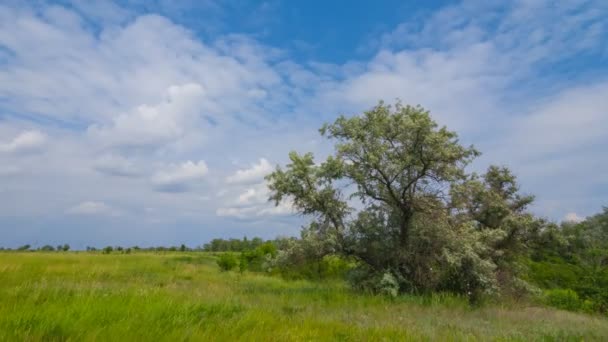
0, 252, 607, 341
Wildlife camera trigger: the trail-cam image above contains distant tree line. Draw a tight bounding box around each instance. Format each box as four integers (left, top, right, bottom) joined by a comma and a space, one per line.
89, 244, 192, 254
0, 244, 71, 252
202, 237, 293, 252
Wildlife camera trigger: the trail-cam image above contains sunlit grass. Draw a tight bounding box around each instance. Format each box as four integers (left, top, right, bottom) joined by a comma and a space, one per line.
0, 252, 606, 341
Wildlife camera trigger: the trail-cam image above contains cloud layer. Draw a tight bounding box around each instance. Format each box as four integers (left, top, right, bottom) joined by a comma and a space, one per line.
0, 0, 606, 247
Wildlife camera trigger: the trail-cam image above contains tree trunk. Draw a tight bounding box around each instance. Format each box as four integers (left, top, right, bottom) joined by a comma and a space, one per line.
400, 210, 413, 247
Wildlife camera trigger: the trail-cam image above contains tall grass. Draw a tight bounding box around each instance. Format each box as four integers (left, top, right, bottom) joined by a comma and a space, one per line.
0, 252, 607, 341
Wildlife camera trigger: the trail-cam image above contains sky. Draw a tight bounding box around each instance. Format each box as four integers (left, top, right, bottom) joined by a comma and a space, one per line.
1, 0, 607, 249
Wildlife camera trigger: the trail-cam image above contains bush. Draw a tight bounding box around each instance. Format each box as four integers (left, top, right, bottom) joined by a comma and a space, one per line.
217, 253, 238, 271
581, 299, 599, 314
102, 246, 113, 254
346, 266, 401, 295
239, 243, 278, 273
379, 272, 399, 298
544, 289, 581, 311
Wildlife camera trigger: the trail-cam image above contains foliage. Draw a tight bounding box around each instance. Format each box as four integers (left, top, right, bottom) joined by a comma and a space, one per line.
544, 289, 582, 311
266, 101, 539, 300
525, 207, 608, 314
268, 227, 353, 280
217, 253, 239, 271
239, 242, 277, 273
203, 237, 268, 252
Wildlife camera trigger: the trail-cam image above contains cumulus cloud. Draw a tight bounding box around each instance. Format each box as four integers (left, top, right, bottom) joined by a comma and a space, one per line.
216, 200, 295, 218
226, 158, 273, 184
88, 83, 206, 149
236, 183, 271, 205
66, 201, 117, 215
257, 200, 296, 216
151, 160, 209, 192
0, 130, 46, 153
216, 180, 295, 218
564, 212, 585, 223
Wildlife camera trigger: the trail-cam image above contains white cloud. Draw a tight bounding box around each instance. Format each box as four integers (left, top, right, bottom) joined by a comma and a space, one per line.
215, 199, 295, 218
216, 180, 295, 218
236, 183, 271, 205
507, 82, 608, 157
88, 83, 206, 149
151, 160, 209, 192
0, 130, 46, 153
93, 154, 141, 177
564, 212, 585, 223
66, 201, 117, 216
226, 158, 273, 184
257, 200, 296, 216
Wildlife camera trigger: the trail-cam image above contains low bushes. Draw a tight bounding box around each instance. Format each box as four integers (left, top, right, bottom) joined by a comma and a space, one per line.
217, 253, 238, 271
544, 289, 582, 311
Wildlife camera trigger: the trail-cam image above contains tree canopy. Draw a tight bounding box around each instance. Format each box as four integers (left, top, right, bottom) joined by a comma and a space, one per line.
267, 101, 540, 299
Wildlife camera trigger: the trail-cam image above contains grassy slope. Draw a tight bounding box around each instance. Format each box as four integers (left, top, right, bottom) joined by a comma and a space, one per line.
0, 252, 607, 341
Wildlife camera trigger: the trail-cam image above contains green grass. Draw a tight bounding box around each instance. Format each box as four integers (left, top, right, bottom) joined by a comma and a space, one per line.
0, 252, 607, 341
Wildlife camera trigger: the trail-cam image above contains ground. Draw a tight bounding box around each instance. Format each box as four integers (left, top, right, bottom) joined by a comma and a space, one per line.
0, 252, 607, 341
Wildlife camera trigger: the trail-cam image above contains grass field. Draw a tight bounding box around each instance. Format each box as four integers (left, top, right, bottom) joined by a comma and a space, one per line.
0, 252, 607, 341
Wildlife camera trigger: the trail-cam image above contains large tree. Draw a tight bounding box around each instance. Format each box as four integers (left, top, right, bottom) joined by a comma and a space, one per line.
267, 101, 536, 297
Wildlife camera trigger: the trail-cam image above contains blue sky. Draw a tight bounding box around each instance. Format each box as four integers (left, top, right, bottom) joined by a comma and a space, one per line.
1, 0, 607, 249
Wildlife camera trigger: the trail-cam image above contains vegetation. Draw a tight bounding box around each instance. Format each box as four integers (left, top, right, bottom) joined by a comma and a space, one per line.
265, 101, 608, 314
1, 101, 606, 339
203, 237, 269, 252
526, 208, 608, 313
217, 253, 239, 271
266, 102, 541, 302
1, 252, 607, 341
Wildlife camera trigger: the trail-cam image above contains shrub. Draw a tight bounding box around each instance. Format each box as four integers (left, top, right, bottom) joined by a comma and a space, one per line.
379, 272, 399, 298
581, 299, 599, 314
102, 246, 113, 254
217, 253, 238, 271
239, 243, 278, 273
544, 289, 581, 311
